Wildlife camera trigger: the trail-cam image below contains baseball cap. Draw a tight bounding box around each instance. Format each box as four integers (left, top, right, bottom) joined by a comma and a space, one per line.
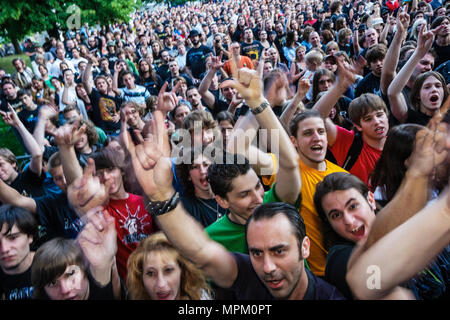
189, 29, 200, 37
372, 17, 384, 27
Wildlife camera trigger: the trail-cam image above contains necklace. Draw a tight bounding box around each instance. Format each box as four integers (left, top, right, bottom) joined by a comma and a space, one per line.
197, 197, 224, 220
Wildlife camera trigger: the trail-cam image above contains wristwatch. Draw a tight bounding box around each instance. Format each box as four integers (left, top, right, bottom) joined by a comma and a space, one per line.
251, 100, 270, 115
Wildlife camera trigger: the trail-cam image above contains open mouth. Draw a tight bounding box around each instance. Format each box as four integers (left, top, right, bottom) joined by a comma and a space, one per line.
350, 225, 365, 237
311, 145, 323, 152
265, 278, 284, 289
375, 126, 384, 134
430, 95, 440, 103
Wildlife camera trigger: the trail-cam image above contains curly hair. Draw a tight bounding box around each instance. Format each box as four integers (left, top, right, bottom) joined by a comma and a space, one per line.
126, 232, 212, 300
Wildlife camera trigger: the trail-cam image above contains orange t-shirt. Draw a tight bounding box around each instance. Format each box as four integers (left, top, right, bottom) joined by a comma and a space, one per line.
223, 56, 254, 76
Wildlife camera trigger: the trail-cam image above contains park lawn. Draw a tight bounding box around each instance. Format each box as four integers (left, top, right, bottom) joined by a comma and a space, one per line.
0, 54, 32, 74
0, 117, 25, 157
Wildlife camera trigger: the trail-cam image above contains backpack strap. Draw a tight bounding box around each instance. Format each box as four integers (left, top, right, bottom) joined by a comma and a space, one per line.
341, 132, 363, 171
325, 132, 364, 172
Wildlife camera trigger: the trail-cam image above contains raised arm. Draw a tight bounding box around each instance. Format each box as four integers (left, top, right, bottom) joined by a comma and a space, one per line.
280, 77, 310, 128
346, 186, 450, 300
49, 122, 85, 186
119, 98, 238, 289
0, 179, 37, 213
112, 62, 123, 96
77, 206, 117, 288
221, 51, 301, 204
387, 25, 440, 123
82, 54, 97, 95
33, 105, 58, 151
313, 56, 364, 146
197, 54, 223, 109
364, 119, 447, 251
346, 118, 449, 299
380, 9, 409, 96
1, 105, 43, 175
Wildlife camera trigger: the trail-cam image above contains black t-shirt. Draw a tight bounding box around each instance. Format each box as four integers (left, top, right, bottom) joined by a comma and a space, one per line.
34, 192, 84, 240
186, 45, 213, 79
156, 64, 171, 82
181, 196, 228, 228
433, 41, 450, 70
325, 243, 355, 300
230, 252, 346, 300
138, 74, 163, 96
0, 96, 22, 113
18, 106, 41, 134
406, 107, 432, 126
11, 166, 47, 198
0, 264, 34, 300
240, 40, 264, 60
86, 271, 116, 300
89, 89, 122, 133
354, 72, 381, 98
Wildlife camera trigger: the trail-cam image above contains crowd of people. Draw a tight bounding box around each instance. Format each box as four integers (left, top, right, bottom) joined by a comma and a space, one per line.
0, 0, 449, 301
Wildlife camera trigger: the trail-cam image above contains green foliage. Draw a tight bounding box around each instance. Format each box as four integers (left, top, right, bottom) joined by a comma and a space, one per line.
0, 0, 140, 44
0, 54, 31, 74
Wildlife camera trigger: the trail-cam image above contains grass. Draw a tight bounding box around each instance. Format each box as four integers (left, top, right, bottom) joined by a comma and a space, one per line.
0, 54, 32, 157
0, 54, 32, 74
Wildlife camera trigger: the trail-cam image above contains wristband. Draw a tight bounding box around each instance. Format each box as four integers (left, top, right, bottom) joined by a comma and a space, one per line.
145, 192, 180, 217
251, 100, 270, 115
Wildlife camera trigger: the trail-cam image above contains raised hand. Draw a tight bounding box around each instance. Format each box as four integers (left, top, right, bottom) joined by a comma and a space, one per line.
157, 81, 180, 114
396, 7, 410, 34
210, 52, 224, 70
67, 158, 111, 214
48, 121, 86, 147
407, 114, 448, 178
77, 206, 117, 268
220, 50, 265, 108
416, 24, 443, 57
121, 106, 174, 201
0, 104, 21, 127
39, 104, 58, 120
298, 75, 312, 97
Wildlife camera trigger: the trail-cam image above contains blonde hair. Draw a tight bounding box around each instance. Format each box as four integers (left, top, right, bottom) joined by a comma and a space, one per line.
126, 232, 212, 300
305, 49, 324, 65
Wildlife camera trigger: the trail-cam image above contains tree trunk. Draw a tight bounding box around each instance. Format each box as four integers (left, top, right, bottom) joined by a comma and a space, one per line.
12, 37, 22, 54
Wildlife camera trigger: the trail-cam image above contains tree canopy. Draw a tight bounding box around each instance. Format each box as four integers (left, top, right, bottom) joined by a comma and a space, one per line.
0, 0, 140, 52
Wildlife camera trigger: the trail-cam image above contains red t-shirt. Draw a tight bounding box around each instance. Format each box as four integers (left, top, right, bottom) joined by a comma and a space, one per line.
104, 193, 157, 280
329, 126, 382, 185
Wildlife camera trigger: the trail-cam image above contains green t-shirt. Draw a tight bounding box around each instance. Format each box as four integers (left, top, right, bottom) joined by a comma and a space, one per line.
205, 184, 302, 254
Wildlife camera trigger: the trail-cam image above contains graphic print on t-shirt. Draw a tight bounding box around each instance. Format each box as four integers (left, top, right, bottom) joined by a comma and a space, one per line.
115, 203, 151, 245
98, 97, 117, 121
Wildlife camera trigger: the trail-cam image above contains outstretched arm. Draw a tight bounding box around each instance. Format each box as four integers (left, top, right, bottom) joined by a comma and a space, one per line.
0, 179, 37, 213
280, 77, 310, 128
388, 24, 441, 123
346, 117, 449, 299
198, 53, 223, 109
380, 9, 409, 96
346, 187, 450, 300
0, 105, 43, 176
82, 54, 97, 95
117, 93, 238, 289
313, 56, 365, 147
48, 122, 86, 186
77, 206, 118, 289
221, 51, 301, 204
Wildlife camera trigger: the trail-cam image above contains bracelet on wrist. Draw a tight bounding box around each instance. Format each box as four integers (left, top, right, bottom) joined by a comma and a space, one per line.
251, 99, 270, 115
145, 192, 180, 217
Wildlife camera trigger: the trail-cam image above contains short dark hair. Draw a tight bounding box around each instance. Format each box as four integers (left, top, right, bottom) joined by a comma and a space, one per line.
314, 172, 369, 224
288, 109, 324, 137
365, 44, 387, 65
17, 89, 31, 99
207, 153, 251, 199
246, 202, 306, 253
0, 205, 38, 239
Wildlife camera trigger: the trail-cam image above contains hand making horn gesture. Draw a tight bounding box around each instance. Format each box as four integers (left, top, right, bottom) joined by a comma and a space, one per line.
220, 50, 266, 109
